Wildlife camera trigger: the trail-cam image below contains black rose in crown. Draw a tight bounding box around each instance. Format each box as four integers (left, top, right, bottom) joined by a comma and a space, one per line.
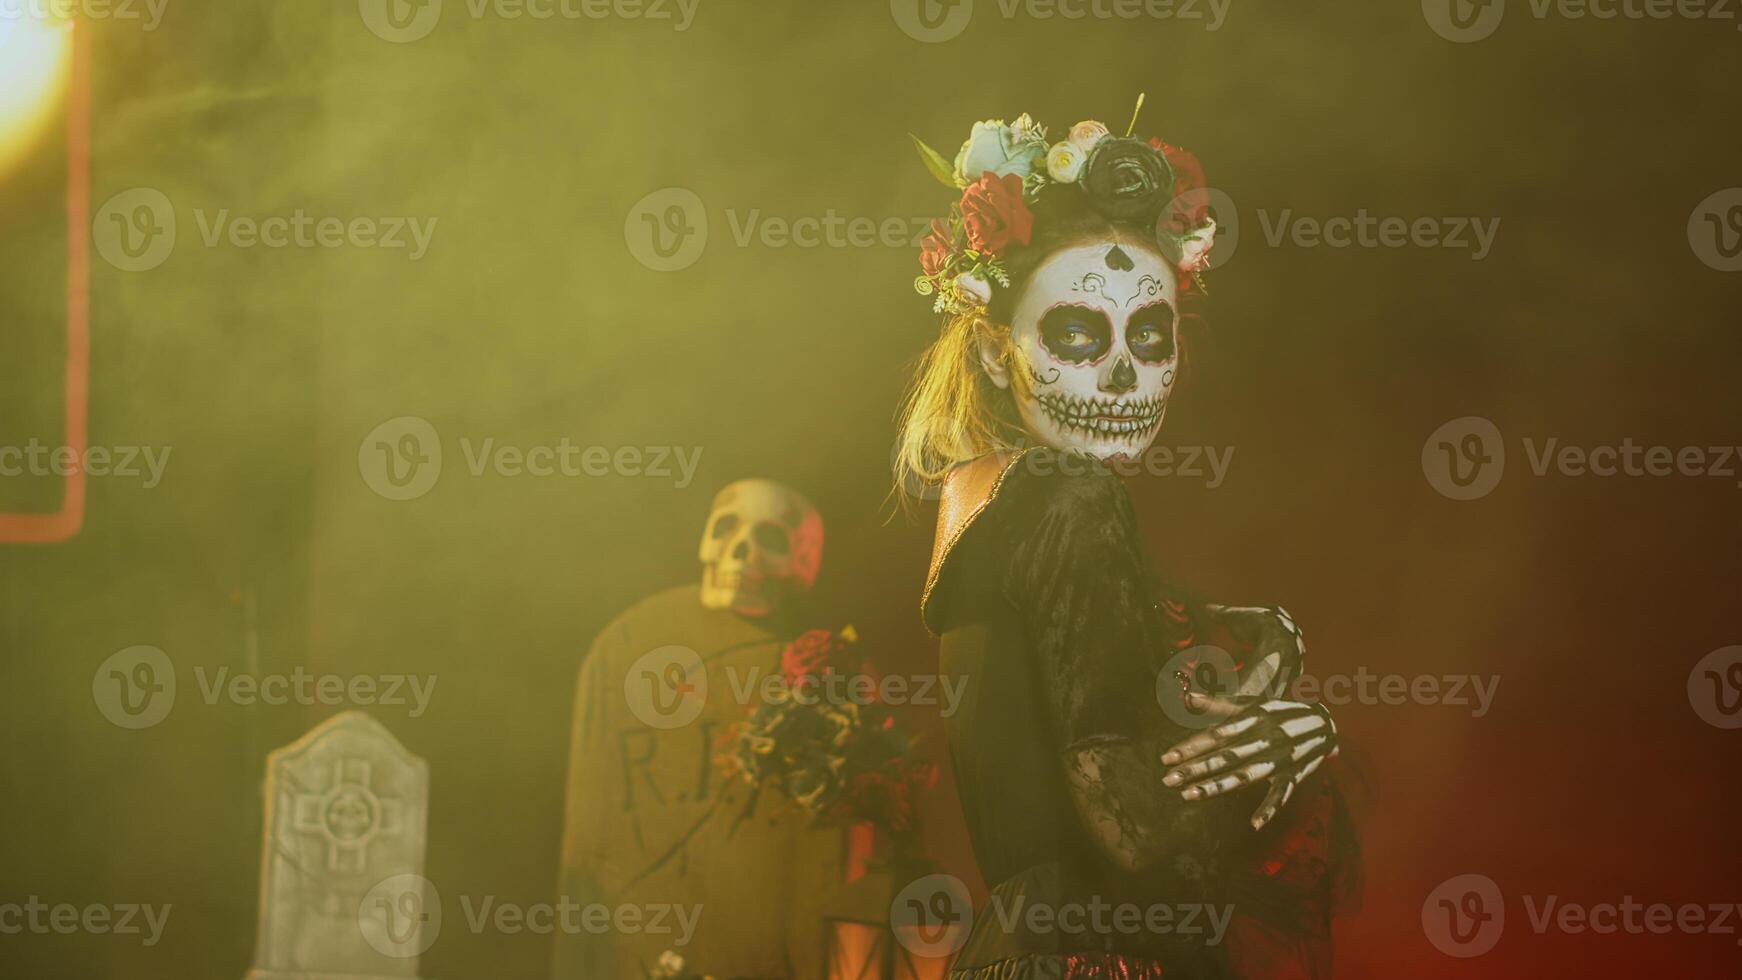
1081, 137, 1176, 223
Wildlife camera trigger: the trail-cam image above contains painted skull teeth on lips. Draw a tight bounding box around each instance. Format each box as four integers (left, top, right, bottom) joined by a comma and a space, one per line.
1036, 393, 1163, 439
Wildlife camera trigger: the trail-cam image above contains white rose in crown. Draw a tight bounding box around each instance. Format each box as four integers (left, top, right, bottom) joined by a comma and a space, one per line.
954, 272, 993, 307
1046, 141, 1087, 183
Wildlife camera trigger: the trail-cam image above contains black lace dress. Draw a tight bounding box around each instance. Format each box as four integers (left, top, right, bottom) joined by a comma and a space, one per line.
923, 449, 1358, 980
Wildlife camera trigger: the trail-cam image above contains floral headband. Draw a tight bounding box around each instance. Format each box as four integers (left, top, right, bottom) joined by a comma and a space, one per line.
911, 100, 1216, 316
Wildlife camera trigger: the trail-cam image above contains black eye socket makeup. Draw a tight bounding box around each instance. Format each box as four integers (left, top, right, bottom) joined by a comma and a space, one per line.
1038, 305, 1113, 364
1125, 302, 1177, 363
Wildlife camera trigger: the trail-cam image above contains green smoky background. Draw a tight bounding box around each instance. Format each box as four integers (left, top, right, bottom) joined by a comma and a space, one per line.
2, 1, 1741, 978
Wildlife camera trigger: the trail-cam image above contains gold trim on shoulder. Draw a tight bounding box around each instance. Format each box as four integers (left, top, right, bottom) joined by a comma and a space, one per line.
920, 449, 1034, 635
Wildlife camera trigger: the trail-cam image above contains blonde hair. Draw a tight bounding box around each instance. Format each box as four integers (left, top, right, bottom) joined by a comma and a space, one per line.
893, 311, 1028, 493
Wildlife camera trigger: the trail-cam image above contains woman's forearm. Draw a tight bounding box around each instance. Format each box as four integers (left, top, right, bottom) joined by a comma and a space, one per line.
1062, 734, 1212, 874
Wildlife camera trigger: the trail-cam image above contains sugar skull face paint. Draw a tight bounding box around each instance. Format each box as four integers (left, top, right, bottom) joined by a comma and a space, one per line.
1002, 239, 1180, 460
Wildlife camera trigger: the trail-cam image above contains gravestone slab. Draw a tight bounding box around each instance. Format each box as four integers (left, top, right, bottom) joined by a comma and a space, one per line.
247, 711, 431, 980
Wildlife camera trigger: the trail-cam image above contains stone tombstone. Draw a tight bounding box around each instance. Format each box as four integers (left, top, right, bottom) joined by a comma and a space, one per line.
554, 584, 847, 980
248, 711, 432, 980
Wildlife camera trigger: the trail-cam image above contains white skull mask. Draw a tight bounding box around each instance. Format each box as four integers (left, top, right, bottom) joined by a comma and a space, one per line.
991, 239, 1180, 460
697, 479, 823, 617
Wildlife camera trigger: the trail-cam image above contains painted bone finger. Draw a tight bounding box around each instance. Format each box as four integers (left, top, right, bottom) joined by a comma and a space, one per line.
1162, 699, 1338, 818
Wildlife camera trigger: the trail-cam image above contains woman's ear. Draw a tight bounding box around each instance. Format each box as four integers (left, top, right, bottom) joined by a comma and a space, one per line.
975, 320, 1012, 390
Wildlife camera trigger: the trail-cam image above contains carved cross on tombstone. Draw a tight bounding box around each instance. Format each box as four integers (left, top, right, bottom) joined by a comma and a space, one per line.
289, 757, 408, 873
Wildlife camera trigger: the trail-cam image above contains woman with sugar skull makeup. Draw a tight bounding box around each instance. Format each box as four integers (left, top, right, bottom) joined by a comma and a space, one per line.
899, 110, 1359, 979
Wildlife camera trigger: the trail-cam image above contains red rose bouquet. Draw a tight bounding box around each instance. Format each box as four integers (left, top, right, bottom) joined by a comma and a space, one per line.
723, 626, 935, 847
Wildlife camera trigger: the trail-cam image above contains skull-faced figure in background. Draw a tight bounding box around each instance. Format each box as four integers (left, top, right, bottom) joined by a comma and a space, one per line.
697, 479, 823, 617
557, 477, 843, 980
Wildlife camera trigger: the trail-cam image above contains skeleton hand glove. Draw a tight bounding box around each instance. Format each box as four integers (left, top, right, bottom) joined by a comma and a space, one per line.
1203, 603, 1305, 699
1162, 606, 1339, 831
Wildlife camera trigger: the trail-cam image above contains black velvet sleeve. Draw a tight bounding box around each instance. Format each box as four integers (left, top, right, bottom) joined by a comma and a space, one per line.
991, 451, 1231, 874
